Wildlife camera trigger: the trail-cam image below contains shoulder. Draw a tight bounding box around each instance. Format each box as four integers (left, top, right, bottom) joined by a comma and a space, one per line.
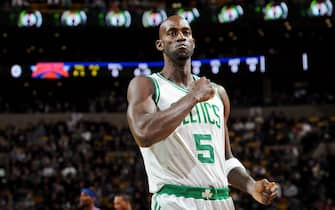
127, 76, 156, 102
128, 76, 155, 93
128, 75, 155, 87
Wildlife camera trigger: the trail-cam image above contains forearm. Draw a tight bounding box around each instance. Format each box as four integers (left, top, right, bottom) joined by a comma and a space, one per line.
228, 167, 256, 194
132, 93, 197, 147
224, 126, 255, 193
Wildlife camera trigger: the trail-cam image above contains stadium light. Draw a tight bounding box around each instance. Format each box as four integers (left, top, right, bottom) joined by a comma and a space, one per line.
218, 5, 244, 23
263, 2, 288, 20
105, 10, 131, 27
142, 10, 167, 28
61, 10, 87, 27
18, 10, 43, 28
308, 0, 333, 17
177, 8, 200, 23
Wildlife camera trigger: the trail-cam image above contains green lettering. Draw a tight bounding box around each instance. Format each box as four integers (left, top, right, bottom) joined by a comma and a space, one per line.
199, 103, 208, 123
212, 104, 221, 128
194, 104, 201, 123
204, 102, 215, 125
189, 110, 197, 124
182, 116, 190, 125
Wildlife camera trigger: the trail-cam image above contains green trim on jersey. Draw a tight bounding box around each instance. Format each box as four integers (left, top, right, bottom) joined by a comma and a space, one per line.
212, 83, 224, 104
216, 91, 223, 103
152, 194, 161, 210
156, 72, 190, 93
192, 74, 200, 80
148, 76, 161, 104
157, 184, 230, 200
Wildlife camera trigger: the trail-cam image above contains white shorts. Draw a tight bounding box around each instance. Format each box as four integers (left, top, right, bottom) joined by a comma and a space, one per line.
151, 185, 235, 210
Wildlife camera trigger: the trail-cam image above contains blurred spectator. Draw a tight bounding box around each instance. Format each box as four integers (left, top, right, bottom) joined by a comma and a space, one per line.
79, 188, 100, 210
114, 194, 132, 210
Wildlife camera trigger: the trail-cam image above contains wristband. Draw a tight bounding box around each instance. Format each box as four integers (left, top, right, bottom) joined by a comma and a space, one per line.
224, 157, 246, 176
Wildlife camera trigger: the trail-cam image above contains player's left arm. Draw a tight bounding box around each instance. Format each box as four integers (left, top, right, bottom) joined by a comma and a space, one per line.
216, 84, 279, 205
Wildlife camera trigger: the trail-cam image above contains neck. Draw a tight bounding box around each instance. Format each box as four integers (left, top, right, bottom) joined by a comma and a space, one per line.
161, 57, 193, 88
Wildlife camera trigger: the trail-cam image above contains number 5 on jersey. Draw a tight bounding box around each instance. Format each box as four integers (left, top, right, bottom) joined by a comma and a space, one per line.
193, 134, 215, 163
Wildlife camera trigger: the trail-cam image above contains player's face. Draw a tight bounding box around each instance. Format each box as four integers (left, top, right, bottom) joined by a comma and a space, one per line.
114, 196, 129, 210
159, 17, 195, 61
79, 192, 93, 207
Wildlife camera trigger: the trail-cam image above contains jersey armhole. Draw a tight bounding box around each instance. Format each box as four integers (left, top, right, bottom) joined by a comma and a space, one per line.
214, 83, 225, 104
147, 76, 160, 104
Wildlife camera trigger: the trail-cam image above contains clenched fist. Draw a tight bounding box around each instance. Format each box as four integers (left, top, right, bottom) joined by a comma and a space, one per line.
250, 179, 279, 205
190, 77, 216, 102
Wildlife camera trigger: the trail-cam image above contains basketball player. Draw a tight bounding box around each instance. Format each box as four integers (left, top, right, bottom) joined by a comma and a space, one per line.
127, 15, 278, 209
79, 188, 100, 210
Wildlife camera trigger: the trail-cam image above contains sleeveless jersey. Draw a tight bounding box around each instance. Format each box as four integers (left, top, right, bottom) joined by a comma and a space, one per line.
140, 72, 229, 193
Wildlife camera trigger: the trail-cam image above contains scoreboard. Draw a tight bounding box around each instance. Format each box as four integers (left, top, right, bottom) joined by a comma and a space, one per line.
7, 55, 266, 79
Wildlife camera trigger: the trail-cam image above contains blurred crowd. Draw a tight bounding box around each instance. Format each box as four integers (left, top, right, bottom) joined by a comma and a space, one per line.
229, 111, 335, 210
0, 78, 333, 113
0, 111, 334, 210
0, 118, 148, 210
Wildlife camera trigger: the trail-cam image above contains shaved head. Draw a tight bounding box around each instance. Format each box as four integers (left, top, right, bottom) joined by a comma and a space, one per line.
159, 15, 190, 39
156, 15, 195, 62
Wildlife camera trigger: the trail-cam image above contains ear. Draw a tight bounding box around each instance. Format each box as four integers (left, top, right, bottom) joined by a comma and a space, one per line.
156, 40, 163, 51
192, 38, 195, 49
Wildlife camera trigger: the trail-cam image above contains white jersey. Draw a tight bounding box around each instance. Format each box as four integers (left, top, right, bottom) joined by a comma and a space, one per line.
140, 72, 229, 193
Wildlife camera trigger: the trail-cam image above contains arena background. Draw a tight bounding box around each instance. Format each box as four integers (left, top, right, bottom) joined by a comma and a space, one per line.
0, 0, 334, 209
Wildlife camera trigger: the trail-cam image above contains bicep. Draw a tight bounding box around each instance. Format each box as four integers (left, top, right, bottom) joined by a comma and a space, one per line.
127, 77, 157, 129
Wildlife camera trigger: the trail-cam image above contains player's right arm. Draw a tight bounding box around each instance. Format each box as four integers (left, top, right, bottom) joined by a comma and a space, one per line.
126, 76, 214, 147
